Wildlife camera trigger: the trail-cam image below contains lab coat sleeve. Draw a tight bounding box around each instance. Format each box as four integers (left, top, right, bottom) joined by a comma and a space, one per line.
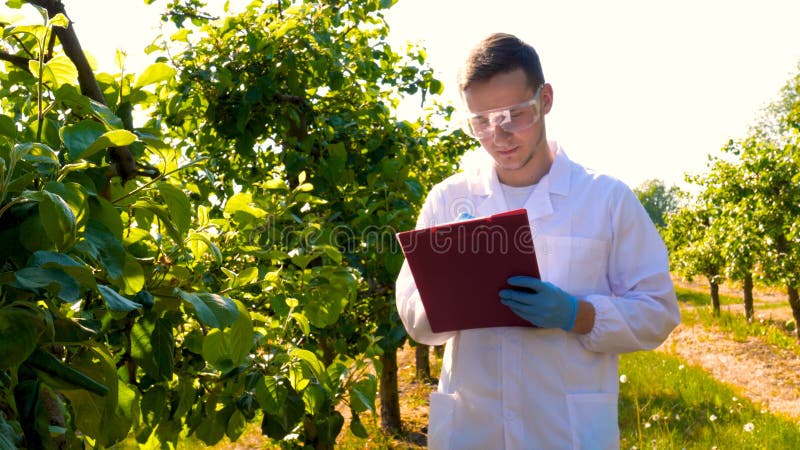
395, 188, 458, 346
577, 187, 681, 354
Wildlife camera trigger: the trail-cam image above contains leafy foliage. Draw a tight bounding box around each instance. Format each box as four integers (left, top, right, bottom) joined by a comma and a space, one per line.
664, 63, 800, 335
0, 0, 471, 448
633, 179, 680, 228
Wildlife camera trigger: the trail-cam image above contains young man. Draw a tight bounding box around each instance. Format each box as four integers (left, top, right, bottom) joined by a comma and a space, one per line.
395, 33, 680, 449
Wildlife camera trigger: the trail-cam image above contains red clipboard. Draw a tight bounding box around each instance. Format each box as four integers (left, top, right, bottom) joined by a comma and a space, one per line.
396, 208, 540, 332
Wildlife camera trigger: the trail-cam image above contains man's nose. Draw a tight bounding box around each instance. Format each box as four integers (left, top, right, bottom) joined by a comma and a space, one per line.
491, 123, 513, 145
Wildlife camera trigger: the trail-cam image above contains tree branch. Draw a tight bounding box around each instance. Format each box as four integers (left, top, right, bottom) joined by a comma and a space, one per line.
0, 50, 32, 73
46, 26, 57, 61
26, 0, 104, 102
12, 35, 36, 60
24, 0, 151, 188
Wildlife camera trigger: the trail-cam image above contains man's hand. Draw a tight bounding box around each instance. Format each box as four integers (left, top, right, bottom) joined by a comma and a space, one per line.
499, 276, 578, 331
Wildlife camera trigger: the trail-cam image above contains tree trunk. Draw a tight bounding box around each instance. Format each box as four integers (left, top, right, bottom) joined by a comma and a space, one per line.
415, 344, 432, 383
379, 348, 401, 435
710, 279, 720, 316
788, 284, 800, 341
743, 272, 754, 322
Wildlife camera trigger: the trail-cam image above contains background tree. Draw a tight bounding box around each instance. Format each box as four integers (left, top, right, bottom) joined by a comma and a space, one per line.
633, 178, 680, 229
747, 66, 800, 339
738, 137, 800, 338
149, 0, 471, 438
689, 147, 764, 322
663, 194, 726, 315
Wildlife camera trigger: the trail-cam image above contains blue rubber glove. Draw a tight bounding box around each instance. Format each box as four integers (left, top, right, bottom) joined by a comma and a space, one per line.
499, 276, 579, 331
456, 212, 475, 221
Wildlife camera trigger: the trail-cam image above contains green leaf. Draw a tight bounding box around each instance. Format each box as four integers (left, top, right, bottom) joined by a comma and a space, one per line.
0, 308, 41, 369
19, 210, 55, 253
80, 130, 137, 161
303, 287, 348, 329
349, 374, 377, 413
89, 196, 123, 239
14, 142, 58, 167
61, 120, 106, 162
157, 182, 192, 235
289, 348, 328, 387
80, 220, 126, 280
140, 386, 166, 427
97, 285, 142, 312
226, 410, 246, 441
349, 414, 368, 438
45, 181, 89, 231
131, 201, 182, 245
48, 13, 69, 28
131, 318, 174, 382
202, 301, 253, 372
116, 253, 144, 295
14, 267, 79, 302
0, 115, 16, 138
39, 191, 77, 251
234, 266, 259, 288
29, 250, 96, 291
302, 382, 327, 414
429, 78, 443, 95
255, 376, 286, 416
59, 348, 134, 447
223, 192, 267, 225
179, 292, 239, 329
134, 62, 177, 88
260, 384, 304, 440
50, 317, 99, 344
260, 178, 288, 190
39, 55, 79, 88
89, 101, 124, 129
291, 312, 310, 336
186, 232, 223, 265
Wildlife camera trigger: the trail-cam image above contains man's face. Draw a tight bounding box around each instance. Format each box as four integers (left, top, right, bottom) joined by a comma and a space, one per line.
463, 68, 553, 185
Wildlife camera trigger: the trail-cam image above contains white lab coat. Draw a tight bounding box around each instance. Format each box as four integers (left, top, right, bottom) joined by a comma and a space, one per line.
396, 142, 680, 450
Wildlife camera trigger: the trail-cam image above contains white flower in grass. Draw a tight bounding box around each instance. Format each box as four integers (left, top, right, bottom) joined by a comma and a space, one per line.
732, 396, 738, 402
619, 374, 628, 384
651, 414, 660, 422
644, 422, 651, 429
675, 414, 681, 420
709, 414, 718, 422
678, 364, 685, 370
744, 423, 755, 432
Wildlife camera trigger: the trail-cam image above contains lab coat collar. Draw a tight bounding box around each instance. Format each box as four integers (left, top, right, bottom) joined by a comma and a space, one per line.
470, 141, 572, 219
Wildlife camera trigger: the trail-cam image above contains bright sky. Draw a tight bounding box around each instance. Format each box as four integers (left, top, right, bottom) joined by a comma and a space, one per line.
9, 0, 800, 190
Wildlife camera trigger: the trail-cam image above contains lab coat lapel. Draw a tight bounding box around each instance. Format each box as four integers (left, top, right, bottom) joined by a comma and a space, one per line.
473, 164, 508, 217
524, 176, 554, 220
468, 144, 571, 219
524, 145, 571, 220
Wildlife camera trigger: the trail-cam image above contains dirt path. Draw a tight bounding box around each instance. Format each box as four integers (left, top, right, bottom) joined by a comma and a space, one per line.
662, 278, 800, 421
658, 322, 800, 420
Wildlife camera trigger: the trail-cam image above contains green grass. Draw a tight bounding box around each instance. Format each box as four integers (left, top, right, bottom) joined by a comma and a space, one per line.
619, 350, 800, 449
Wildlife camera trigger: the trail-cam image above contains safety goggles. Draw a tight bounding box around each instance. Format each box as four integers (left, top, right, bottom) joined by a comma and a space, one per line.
464, 85, 543, 140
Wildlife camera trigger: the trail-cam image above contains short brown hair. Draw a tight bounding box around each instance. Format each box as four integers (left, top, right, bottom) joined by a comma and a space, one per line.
458, 33, 545, 93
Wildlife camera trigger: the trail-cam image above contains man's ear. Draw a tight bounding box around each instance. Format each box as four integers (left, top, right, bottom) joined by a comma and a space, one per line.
541, 83, 554, 115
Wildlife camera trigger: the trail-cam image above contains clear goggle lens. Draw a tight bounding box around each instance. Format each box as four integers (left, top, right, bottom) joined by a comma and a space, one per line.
464, 86, 543, 139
